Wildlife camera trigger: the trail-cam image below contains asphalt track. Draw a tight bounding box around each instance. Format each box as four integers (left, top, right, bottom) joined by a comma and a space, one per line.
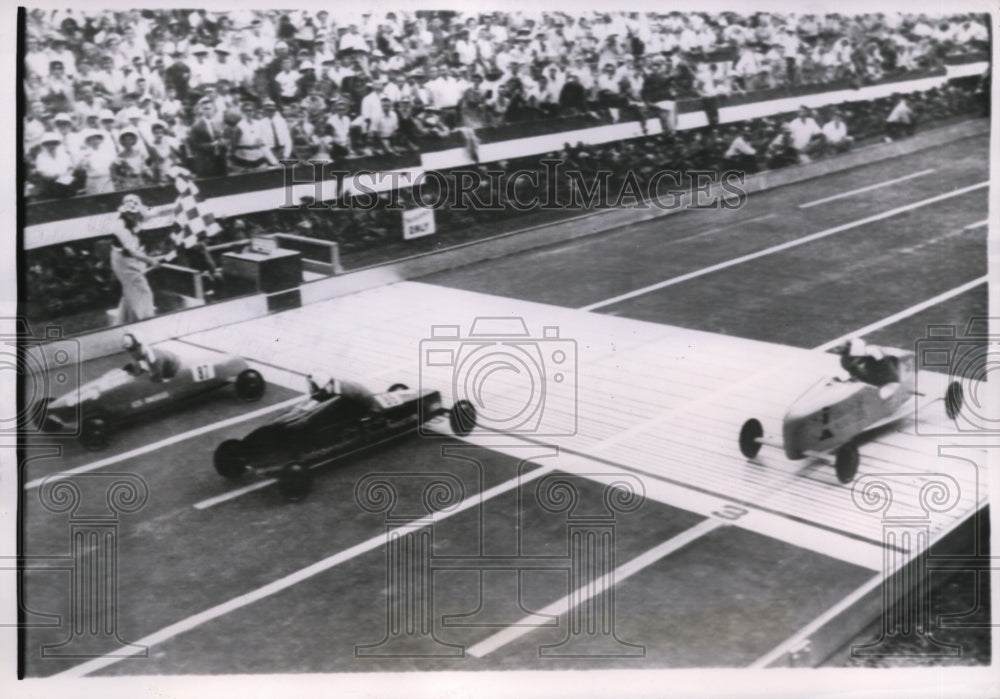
20, 130, 990, 676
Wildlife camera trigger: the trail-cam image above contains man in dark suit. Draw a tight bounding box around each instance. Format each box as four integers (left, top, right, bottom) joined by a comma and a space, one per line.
186, 99, 227, 178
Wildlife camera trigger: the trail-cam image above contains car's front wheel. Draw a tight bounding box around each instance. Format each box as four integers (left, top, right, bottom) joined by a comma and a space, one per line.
835, 442, 860, 484
214, 439, 250, 479
80, 416, 112, 451
235, 369, 266, 402
279, 462, 312, 502
449, 400, 477, 436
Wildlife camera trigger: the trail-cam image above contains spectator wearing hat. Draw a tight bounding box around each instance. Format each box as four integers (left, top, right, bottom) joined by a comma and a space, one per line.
73, 83, 107, 126
164, 49, 192, 103
369, 96, 400, 155
323, 99, 354, 158
92, 55, 126, 101
296, 60, 318, 98
288, 104, 320, 161
786, 105, 823, 163
42, 60, 76, 114
109, 194, 164, 323
111, 128, 153, 191
229, 99, 278, 173
146, 121, 184, 183
187, 99, 227, 178
272, 56, 301, 106
258, 100, 292, 161
52, 112, 84, 159
214, 44, 243, 85
77, 130, 117, 195
189, 44, 219, 89
33, 132, 83, 199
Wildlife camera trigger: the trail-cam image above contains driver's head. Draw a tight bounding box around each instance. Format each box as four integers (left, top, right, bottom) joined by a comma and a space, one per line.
308, 371, 335, 398
122, 332, 143, 355
848, 338, 867, 356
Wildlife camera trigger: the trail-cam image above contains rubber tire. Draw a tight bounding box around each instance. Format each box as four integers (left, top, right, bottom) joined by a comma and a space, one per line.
388, 383, 408, 392
449, 400, 477, 436
279, 462, 311, 503
214, 439, 250, 479
945, 381, 963, 420
235, 369, 266, 402
739, 419, 764, 459
835, 442, 860, 484
80, 416, 111, 451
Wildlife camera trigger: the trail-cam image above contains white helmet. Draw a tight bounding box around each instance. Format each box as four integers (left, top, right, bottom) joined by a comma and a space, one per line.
122, 332, 143, 351
308, 371, 333, 393
848, 338, 866, 356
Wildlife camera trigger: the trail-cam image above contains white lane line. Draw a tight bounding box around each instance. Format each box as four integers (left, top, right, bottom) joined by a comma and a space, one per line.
56, 461, 558, 678
964, 219, 988, 230
466, 518, 722, 658
580, 181, 988, 311
815, 276, 989, 352
796, 169, 936, 209
748, 572, 881, 668
24, 397, 302, 491
193, 479, 276, 509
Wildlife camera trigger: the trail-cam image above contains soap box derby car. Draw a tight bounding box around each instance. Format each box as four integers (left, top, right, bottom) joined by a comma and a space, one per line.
738, 346, 963, 484
33, 338, 266, 450
213, 378, 478, 501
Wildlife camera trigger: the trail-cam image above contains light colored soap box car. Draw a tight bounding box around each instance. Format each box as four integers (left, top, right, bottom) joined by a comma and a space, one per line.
213, 382, 477, 502
33, 340, 266, 450
738, 348, 963, 483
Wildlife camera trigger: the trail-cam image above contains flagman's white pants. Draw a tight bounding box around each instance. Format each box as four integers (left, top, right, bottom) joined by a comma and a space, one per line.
111, 249, 155, 324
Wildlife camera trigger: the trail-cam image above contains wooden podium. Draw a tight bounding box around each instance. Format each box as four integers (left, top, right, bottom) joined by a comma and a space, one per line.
221, 248, 302, 294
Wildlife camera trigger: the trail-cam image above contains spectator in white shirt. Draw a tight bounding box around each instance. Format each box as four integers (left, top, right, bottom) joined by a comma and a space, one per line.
77, 130, 117, 195
885, 94, 915, 141
786, 105, 823, 162
188, 45, 218, 88
369, 96, 399, 154
324, 99, 354, 157
724, 125, 758, 172
34, 132, 82, 198
821, 109, 852, 153
258, 99, 292, 160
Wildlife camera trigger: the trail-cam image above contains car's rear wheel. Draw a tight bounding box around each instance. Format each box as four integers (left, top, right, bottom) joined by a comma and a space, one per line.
739, 419, 763, 459
945, 381, 963, 420
214, 439, 250, 479
279, 462, 311, 502
80, 416, 111, 451
235, 369, 266, 402
388, 383, 408, 392
449, 400, 477, 436
835, 442, 860, 484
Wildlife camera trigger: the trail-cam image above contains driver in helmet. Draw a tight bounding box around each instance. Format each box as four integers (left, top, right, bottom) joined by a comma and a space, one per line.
305, 371, 376, 411
122, 333, 181, 382
837, 338, 899, 387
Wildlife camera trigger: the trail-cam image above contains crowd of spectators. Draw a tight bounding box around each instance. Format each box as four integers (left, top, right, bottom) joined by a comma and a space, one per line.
24, 10, 989, 199
23, 75, 987, 324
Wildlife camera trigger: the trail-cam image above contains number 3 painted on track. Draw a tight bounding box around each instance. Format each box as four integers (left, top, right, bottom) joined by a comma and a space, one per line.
712, 504, 748, 521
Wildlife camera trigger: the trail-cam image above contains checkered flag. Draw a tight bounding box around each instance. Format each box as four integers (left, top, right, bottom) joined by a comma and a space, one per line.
167, 166, 222, 250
